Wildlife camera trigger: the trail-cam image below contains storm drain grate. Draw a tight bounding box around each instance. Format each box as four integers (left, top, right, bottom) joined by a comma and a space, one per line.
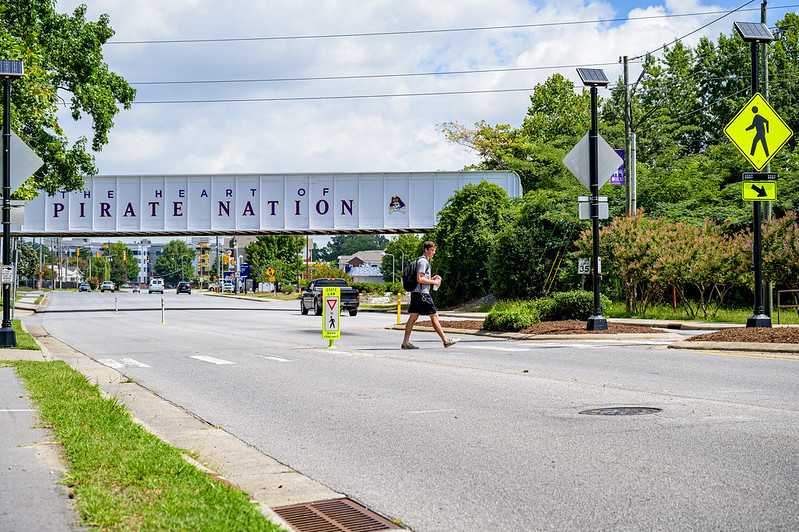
273, 498, 403, 532
579, 406, 662, 416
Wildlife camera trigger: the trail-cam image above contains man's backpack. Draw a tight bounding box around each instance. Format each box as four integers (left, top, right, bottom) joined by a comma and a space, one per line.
401, 258, 419, 292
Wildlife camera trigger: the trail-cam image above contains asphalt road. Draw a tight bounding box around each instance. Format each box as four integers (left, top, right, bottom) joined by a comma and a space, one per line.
28, 291, 799, 531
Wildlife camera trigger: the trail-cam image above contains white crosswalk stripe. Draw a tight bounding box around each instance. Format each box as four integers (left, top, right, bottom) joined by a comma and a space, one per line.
190, 355, 235, 365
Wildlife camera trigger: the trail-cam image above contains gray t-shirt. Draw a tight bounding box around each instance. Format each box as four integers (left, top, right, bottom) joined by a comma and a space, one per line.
413, 256, 431, 294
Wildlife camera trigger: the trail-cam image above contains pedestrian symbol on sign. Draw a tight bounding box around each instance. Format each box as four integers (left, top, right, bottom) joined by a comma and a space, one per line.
746, 106, 769, 157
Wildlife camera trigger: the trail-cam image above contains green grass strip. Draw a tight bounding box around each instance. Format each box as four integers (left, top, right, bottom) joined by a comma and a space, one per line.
7, 319, 42, 350
12, 361, 284, 532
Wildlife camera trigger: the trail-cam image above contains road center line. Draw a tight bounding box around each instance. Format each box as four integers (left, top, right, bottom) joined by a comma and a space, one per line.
190, 355, 235, 365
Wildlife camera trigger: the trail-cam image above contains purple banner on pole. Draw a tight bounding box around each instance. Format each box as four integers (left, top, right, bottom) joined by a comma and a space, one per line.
610, 149, 625, 184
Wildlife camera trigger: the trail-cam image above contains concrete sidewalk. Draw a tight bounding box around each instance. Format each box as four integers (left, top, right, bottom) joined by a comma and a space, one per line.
0, 357, 81, 530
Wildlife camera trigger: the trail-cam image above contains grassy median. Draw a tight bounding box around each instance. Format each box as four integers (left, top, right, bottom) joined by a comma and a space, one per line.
4, 360, 284, 531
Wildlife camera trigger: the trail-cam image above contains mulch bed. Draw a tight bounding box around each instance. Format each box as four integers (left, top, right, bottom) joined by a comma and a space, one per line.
687, 327, 799, 344
412, 319, 799, 343
413, 319, 668, 335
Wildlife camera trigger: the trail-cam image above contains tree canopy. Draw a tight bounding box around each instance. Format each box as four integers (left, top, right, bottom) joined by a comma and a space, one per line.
0, 0, 135, 196
435, 15, 799, 310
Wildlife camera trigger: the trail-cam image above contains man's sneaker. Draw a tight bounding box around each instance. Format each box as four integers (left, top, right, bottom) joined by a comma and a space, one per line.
401, 343, 419, 350
443, 338, 460, 348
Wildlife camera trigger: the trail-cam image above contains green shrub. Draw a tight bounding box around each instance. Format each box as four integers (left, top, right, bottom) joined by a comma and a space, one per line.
537, 290, 613, 321
351, 282, 387, 294
483, 300, 540, 331
385, 282, 403, 294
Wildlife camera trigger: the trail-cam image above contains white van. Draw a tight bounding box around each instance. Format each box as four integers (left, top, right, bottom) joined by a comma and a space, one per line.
148, 278, 164, 294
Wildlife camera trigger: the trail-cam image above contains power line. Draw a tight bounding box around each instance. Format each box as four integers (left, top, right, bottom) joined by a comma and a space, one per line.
130, 87, 538, 104
107, 5, 790, 45
129, 61, 630, 86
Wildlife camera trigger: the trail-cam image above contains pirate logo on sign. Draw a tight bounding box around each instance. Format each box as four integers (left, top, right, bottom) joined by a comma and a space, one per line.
388, 195, 406, 214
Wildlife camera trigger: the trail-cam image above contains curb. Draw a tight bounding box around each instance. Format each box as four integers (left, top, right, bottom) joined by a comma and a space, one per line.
386, 323, 684, 342
667, 340, 799, 354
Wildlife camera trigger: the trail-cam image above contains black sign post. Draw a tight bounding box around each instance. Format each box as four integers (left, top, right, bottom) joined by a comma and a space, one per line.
0, 60, 23, 347
734, 22, 774, 328
577, 68, 610, 331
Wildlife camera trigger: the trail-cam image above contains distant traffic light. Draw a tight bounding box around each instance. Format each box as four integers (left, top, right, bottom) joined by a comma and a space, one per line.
123, 250, 127, 262
76, 248, 80, 257
96, 251, 99, 258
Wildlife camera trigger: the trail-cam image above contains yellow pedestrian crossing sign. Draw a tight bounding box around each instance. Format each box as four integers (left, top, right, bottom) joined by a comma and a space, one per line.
742, 181, 776, 201
724, 93, 793, 171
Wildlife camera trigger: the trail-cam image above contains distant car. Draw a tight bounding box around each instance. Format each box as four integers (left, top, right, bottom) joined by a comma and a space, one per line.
208, 283, 217, 292
100, 281, 114, 292
149, 278, 164, 294
78, 283, 91, 292
176, 281, 192, 294
132, 285, 141, 293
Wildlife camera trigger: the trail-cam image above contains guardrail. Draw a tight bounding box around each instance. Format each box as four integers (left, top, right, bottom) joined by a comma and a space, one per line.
777, 289, 799, 324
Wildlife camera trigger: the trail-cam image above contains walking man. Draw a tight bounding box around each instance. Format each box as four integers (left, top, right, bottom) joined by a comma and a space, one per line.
746, 105, 770, 157
401, 241, 459, 349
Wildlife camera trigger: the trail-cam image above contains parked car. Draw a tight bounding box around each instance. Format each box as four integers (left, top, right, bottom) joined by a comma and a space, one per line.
100, 281, 115, 292
78, 283, 91, 292
132, 285, 141, 293
300, 278, 360, 316
149, 278, 164, 294
176, 281, 192, 294
208, 283, 218, 292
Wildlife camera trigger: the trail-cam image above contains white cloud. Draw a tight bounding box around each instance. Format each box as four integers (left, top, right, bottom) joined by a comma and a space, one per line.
53, 0, 774, 177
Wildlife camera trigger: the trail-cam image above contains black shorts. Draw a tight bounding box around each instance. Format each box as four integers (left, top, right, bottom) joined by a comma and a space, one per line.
409, 292, 437, 316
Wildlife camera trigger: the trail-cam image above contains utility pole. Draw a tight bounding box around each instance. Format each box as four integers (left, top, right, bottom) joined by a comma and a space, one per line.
761, 0, 773, 318
623, 56, 632, 215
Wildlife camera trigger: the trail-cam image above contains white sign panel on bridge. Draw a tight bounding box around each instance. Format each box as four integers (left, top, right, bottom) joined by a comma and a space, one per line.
14, 171, 520, 237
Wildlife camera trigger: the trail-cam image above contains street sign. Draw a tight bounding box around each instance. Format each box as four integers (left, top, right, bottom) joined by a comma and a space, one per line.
322, 287, 341, 341
742, 181, 776, 201
577, 258, 600, 275
563, 133, 624, 192
578, 196, 608, 220
1, 265, 13, 285
266, 267, 275, 276
0, 131, 44, 195
724, 93, 793, 171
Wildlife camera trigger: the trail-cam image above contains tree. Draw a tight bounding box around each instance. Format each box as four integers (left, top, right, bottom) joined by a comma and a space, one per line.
380, 234, 423, 283
154, 240, 195, 286
0, 1, 135, 196
489, 191, 580, 301
430, 182, 513, 307
311, 264, 350, 281
316, 234, 389, 262
17, 241, 39, 280
245, 236, 302, 285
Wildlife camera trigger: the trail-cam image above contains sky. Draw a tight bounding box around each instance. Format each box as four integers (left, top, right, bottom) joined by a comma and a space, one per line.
51, 0, 798, 184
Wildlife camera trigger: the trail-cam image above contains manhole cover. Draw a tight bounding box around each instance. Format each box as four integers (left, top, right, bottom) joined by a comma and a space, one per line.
579, 407, 662, 416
